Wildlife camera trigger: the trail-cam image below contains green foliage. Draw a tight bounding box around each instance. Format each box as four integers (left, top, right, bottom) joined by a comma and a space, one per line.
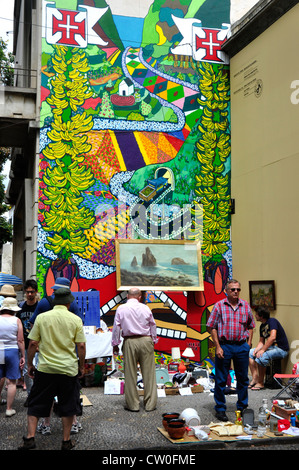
0, 38, 14, 85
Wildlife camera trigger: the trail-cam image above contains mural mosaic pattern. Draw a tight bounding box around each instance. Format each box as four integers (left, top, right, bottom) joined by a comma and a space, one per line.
38, 0, 231, 363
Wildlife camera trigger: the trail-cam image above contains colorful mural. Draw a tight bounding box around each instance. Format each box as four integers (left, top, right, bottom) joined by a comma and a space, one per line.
38, 0, 232, 362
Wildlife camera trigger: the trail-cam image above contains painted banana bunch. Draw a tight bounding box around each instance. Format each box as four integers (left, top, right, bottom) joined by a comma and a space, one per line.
40, 45, 96, 258
193, 62, 231, 257
47, 45, 92, 114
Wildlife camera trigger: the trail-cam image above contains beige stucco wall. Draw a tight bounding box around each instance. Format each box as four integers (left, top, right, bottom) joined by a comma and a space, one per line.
230, 4, 299, 372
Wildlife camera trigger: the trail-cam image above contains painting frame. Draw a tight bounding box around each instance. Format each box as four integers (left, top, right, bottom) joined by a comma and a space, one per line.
249, 280, 276, 310
115, 239, 204, 291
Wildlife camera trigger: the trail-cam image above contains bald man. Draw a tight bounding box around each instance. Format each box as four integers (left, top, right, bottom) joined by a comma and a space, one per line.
112, 288, 158, 412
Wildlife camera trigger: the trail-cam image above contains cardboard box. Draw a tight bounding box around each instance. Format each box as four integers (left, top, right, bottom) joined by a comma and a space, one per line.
138, 385, 203, 396
138, 388, 178, 396
273, 405, 297, 420
104, 379, 124, 395
191, 385, 204, 393
165, 388, 179, 395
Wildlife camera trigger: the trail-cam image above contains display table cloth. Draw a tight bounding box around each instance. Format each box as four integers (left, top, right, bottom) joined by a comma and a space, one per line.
85, 332, 122, 360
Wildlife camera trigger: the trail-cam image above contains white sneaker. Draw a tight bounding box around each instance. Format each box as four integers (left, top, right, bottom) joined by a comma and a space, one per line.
41, 425, 51, 435
70, 422, 82, 434
37, 421, 51, 435
6, 409, 16, 417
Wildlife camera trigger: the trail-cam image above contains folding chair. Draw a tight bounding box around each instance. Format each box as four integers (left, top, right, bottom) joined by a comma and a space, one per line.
272, 374, 299, 399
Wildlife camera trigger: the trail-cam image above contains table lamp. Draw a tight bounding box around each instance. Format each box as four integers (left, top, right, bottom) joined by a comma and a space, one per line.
168, 347, 181, 372
182, 347, 195, 371
171, 347, 181, 361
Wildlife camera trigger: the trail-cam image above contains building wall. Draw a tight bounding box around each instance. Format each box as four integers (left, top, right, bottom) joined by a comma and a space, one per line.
35, 0, 232, 363
230, 3, 299, 372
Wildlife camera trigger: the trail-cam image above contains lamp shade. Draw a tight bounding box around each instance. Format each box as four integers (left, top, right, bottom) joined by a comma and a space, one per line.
171, 347, 181, 360
182, 347, 195, 358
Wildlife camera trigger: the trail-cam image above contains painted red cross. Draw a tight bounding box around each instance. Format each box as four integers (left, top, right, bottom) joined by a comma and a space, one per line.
195, 28, 226, 63
53, 10, 86, 46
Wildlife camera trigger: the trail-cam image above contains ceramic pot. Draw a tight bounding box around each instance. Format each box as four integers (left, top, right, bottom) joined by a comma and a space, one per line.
167, 419, 186, 439
162, 413, 180, 430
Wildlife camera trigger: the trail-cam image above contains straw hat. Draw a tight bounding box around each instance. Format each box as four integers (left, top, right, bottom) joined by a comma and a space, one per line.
0, 297, 21, 312
0, 284, 16, 297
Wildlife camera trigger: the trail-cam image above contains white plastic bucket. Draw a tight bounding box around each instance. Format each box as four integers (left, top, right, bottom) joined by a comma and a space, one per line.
179, 408, 201, 426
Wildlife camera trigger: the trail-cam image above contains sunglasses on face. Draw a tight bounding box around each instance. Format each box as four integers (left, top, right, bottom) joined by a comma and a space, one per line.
229, 288, 241, 292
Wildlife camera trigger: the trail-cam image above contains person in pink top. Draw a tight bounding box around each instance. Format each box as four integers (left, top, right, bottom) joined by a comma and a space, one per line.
112, 287, 158, 412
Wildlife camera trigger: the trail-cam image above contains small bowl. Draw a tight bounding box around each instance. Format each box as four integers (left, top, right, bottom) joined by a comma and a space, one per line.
167, 419, 186, 439
162, 413, 180, 430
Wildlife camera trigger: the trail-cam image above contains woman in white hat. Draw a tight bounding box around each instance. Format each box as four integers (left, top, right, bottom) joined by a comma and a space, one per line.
0, 297, 25, 416
0, 286, 18, 401
0, 284, 17, 304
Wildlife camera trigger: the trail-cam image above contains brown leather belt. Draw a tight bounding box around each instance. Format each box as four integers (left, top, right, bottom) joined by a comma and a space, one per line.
124, 335, 150, 340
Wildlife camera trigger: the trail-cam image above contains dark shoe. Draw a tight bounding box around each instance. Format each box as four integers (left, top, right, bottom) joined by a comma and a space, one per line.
18, 436, 36, 450
61, 439, 75, 450
124, 406, 139, 412
215, 411, 228, 422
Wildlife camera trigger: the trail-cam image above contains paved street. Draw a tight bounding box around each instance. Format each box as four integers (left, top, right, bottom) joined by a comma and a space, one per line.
1, 383, 299, 457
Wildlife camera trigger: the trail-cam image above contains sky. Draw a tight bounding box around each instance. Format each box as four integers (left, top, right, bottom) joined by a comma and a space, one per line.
0, 1, 14, 52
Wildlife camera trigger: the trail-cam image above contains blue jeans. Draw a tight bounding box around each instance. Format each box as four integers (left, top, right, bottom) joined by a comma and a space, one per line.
214, 341, 250, 412
249, 346, 288, 367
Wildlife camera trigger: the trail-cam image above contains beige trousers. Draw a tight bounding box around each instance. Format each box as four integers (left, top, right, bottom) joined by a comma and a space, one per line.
122, 336, 157, 411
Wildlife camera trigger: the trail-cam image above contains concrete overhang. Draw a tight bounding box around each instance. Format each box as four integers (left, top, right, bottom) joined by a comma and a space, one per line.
5, 150, 31, 206
222, 0, 299, 57
0, 86, 36, 119
0, 86, 38, 147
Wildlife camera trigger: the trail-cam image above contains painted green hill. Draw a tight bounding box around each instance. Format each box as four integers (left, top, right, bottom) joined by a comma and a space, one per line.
126, 123, 202, 206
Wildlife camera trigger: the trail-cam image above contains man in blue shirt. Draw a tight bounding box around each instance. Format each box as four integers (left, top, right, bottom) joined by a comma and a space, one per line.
29, 278, 83, 324
249, 306, 289, 390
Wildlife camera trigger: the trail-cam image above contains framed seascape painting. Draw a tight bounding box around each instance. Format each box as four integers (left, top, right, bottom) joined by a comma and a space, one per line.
249, 280, 276, 310
115, 239, 204, 291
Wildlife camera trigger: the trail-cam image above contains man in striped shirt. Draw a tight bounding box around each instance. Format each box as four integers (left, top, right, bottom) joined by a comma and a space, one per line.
207, 279, 255, 422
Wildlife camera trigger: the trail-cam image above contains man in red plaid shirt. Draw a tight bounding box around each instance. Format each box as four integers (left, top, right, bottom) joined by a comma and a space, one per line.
207, 279, 255, 422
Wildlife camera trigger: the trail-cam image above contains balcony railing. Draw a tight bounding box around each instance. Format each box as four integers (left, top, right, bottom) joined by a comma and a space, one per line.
13, 68, 37, 89
1, 68, 38, 89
